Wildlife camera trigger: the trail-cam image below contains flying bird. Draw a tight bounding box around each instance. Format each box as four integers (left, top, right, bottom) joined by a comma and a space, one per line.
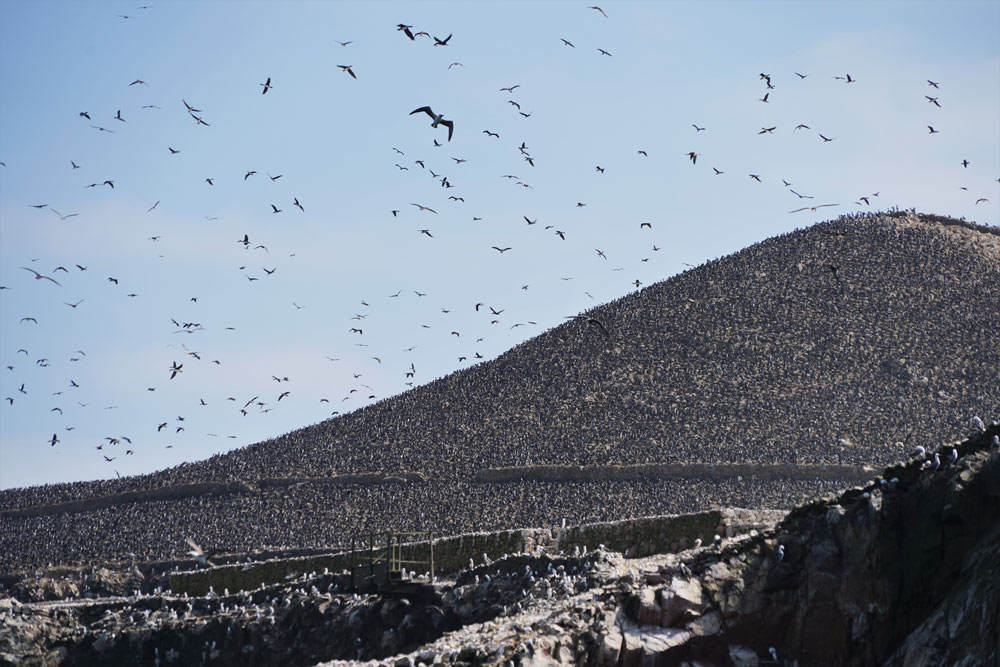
260, 77, 273, 94
433, 33, 452, 46
21, 267, 61, 286
492, 246, 512, 253
410, 106, 454, 141
411, 202, 437, 213
789, 204, 839, 213
338, 65, 357, 79
185, 537, 220, 566
590, 6, 607, 17
397, 24, 415, 40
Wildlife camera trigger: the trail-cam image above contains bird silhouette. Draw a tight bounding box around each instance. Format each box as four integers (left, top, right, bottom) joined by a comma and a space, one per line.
410, 106, 454, 141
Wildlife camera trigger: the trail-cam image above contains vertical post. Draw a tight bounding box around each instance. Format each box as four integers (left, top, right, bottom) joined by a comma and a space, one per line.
429, 533, 435, 583
350, 537, 355, 591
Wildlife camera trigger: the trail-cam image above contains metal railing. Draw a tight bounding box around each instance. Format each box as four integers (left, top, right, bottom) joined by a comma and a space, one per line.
349, 531, 434, 590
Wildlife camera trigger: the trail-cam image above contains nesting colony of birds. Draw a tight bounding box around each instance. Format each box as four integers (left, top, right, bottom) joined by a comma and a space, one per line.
0, 4, 998, 570
1, 210, 998, 570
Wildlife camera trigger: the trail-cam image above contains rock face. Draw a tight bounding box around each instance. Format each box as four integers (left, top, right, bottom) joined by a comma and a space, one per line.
2, 425, 997, 666
596, 424, 1000, 667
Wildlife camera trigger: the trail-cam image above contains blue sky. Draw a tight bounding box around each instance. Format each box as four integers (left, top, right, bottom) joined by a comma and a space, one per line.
1, 1, 998, 489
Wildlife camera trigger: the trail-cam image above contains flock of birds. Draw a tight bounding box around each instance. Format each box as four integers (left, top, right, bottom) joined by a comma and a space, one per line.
0, 4, 995, 485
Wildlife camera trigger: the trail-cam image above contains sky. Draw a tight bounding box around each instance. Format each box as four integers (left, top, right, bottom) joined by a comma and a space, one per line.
0, 1, 998, 490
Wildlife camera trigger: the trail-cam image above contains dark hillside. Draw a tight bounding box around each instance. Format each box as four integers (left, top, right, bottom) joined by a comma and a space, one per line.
2, 211, 998, 568
138, 210, 1000, 481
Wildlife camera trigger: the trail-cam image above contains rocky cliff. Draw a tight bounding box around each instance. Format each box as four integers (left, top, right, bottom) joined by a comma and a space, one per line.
2, 422, 997, 666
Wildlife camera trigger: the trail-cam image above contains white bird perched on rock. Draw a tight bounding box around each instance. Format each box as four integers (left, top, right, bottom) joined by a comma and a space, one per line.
483, 553, 491, 566
992, 435, 999, 449
693, 538, 702, 549
972, 416, 986, 431
776, 545, 785, 562
945, 447, 958, 465
910, 445, 926, 460
713, 534, 722, 548
769, 647, 778, 661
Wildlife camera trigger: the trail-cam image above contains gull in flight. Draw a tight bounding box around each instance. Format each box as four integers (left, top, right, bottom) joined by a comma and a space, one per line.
410, 106, 454, 141
21, 267, 61, 286
411, 202, 437, 213
185, 537, 220, 566
789, 204, 838, 213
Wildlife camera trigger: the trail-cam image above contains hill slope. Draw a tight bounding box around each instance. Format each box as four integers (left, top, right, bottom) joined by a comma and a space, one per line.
1, 211, 998, 568
102, 210, 1000, 483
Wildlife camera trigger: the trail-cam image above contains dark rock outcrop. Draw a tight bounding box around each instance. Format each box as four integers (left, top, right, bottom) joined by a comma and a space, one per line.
3, 425, 997, 666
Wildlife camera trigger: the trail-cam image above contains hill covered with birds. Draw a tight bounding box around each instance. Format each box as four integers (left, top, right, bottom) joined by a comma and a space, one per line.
1, 210, 998, 568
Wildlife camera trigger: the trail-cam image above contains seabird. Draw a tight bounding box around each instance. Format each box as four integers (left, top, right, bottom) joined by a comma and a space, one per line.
186, 537, 220, 566
260, 77, 273, 94
21, 267, 61, 286
410, 106, 454, 141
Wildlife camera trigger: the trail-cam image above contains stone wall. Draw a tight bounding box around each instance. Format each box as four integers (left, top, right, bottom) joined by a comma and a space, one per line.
166, 508, 787, 596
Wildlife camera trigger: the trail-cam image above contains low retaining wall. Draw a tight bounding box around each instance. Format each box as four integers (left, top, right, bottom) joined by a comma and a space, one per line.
475, 462, 874, 484
1, 472, 426, 520
166, 508, 788, 596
